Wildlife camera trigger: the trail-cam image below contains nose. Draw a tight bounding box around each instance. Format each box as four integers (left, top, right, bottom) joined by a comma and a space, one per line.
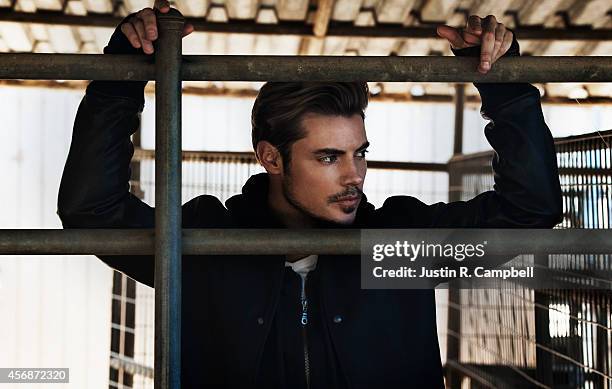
341, 158, 365, 187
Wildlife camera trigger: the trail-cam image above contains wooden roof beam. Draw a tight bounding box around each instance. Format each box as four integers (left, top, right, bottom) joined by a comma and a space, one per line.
313, 0, 334, 38
0, 10, 610, 41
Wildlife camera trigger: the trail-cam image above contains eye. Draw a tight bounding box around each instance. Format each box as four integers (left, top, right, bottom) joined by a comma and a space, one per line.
319, 155, 338, 164
356, 149, 369, 159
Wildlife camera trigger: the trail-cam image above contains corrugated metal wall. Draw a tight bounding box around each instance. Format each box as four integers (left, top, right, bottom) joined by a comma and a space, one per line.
0, 86, 113, 389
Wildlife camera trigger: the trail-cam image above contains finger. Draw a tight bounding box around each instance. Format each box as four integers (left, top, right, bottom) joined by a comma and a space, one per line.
120, 22, 141, 49
133, 18, 154, 54
490, 23, 505, 64
479, 15, 497, 73
139, 8, 158, 40
436, 25, 467, 49
462, 30, 481, 46
494, 30, 514, 62
182, 23, 195, 37
465, 15, 482, 35
154, 0, 170, 12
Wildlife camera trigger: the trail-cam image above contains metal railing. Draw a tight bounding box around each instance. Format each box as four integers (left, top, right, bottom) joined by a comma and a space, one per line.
1, 54, 611, 83
0, 10, 611, 389
445, 130, 612, 388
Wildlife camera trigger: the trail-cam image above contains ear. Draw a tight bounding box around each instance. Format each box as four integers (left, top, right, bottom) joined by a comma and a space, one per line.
256, 141, 283, 175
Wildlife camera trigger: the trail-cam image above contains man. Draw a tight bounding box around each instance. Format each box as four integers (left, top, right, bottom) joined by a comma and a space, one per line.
57, 1, 562, 388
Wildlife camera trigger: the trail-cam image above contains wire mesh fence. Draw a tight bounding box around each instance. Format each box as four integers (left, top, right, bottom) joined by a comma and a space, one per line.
446, 130, 612, 389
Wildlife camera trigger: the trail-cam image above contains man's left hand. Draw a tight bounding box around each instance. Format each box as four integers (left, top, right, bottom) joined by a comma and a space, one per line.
437, 15, 514, 74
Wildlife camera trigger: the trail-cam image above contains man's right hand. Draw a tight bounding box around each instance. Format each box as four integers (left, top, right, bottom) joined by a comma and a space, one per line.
120, 0, 194, 54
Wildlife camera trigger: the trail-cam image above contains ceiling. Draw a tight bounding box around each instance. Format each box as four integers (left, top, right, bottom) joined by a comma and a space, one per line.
0, 0, 610, 101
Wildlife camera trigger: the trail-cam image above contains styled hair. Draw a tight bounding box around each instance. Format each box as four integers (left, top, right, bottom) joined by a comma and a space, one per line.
251, 82, 369, 169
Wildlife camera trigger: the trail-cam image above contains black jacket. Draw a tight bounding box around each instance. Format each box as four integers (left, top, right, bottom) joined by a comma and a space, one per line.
57, 24, 562, 389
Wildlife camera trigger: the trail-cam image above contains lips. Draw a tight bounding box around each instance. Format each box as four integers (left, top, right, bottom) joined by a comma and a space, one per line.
335, 196, 360, 205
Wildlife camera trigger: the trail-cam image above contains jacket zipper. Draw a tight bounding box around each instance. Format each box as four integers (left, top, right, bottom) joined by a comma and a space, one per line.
300, 274, 310, 389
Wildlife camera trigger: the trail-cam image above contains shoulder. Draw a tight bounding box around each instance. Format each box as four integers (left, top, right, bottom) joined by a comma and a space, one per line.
372, 195, 434, 227
182, 195, 230, 228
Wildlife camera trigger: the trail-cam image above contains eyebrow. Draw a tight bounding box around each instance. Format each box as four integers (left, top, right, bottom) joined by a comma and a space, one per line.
313, 141, 370, 156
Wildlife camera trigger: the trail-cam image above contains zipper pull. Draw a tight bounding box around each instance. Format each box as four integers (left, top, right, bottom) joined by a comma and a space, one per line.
301, 299, 308, 326
300, 275, 308, 326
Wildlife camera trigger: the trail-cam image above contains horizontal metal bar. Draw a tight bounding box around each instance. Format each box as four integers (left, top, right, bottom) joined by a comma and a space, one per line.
110, 354, 154, 379
553, 128, 612, 145
2, 80, 609, 106
177, 86, 612, 105
0, 10, 610, 41
0, 54, 154, 80
367, 160, 448, 172
0, 54, 610, 82
133, 148, 449, 172
455, 165, 612, 176
0, 229, 154, 255
0, 229, 610, 255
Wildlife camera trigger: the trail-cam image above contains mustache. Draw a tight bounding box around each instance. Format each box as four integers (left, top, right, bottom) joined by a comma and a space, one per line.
328, 187, 364, 203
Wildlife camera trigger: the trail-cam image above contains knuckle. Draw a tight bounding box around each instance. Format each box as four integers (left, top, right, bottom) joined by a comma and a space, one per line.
467, 15, 481, 26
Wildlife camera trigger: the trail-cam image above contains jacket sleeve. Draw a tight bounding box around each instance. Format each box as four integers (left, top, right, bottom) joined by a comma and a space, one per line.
57, 80, 158, 285
379, 38, 563, 229
56, 19, 227, 287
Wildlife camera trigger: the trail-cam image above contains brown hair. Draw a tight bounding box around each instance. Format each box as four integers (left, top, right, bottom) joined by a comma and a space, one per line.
251, 82, 369, 170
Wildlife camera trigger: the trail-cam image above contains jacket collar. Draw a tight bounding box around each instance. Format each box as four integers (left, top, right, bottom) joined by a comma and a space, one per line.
225, 173, 374, 228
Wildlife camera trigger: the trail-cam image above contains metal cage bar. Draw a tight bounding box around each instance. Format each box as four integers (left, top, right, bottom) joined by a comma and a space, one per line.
154, 10, 184, 389
0, 54, 610, 82
0, 229, 611, 255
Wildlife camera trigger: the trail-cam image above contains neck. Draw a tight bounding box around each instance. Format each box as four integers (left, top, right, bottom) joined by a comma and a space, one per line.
268, 174, 316, 262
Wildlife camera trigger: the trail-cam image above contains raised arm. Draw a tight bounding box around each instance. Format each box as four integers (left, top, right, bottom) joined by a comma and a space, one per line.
379, 15, 563, 228
57, 3, 197, 286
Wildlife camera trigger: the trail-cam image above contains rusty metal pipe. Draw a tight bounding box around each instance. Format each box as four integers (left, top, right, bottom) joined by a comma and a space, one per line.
0, 54, 610, 82
1, 229, 611, 255
154, 9, 184, 389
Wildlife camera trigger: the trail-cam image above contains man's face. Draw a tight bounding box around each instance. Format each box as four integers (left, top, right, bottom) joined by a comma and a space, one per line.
282, 112, 368, 225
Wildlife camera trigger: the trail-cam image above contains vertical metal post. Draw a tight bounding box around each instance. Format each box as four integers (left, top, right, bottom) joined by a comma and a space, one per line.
453, 83, 465, 156
155, 9, 184, 389
446, 82, 465, 388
